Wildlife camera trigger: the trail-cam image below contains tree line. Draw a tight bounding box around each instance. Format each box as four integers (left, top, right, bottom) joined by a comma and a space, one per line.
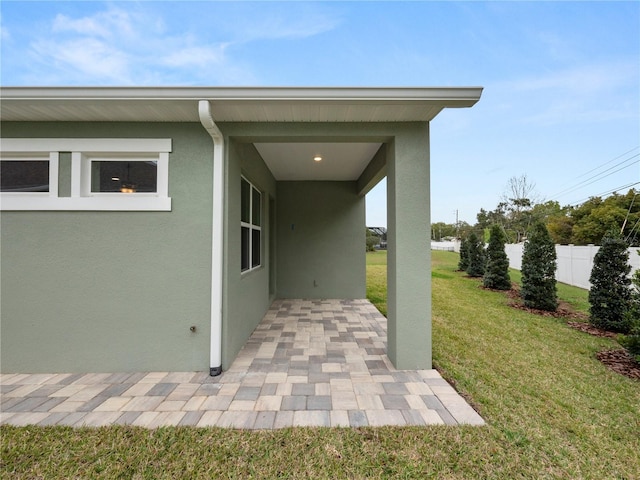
432, 175, 639, 246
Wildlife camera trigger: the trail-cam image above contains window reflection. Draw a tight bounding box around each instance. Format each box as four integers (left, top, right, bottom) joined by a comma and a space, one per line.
0, 161, 49, 192
91, 161, 157, 193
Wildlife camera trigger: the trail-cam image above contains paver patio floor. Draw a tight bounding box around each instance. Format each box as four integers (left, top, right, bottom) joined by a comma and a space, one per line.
0, 299, 484, 429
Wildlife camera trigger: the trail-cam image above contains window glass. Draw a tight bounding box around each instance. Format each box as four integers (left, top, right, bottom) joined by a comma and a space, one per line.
91, 161, 157, 193
0, 161, 49, 192
252, 188, 261, 226
241, 178, 250, 223
241, 176, 262, 272
241, 227, 250, 272
252, 229, 261, 268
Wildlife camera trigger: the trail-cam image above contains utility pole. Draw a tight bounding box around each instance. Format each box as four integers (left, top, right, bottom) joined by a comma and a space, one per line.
455, 209, 459, 239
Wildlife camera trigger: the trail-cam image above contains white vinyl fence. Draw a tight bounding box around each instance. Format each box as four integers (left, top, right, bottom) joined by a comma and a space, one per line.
430, 241, 457, 252
432, 241, 640, 290
504, 244, 640, 290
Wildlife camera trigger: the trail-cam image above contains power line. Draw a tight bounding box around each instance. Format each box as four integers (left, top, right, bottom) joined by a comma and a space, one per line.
625, 217, 640, 245
567, 181, 640, 207
549, 152, 640, 200
552, 146, 639, 191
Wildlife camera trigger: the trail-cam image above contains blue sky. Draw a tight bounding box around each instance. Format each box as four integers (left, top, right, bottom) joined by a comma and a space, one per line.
2, 1, 638, 227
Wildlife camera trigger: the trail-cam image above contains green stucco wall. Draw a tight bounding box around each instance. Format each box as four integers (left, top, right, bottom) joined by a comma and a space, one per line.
221, 139, 276, 369
2, 119, 433, 374
1, 122, 214, 373
386, 124, 432, 369
276, 181, 366, 299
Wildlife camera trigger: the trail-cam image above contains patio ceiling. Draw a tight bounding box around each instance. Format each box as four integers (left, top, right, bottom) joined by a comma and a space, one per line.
0, 86, 482, 182
254, 142, 382, 181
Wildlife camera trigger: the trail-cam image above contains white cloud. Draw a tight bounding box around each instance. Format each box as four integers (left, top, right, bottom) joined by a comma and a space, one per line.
233, 10, 341, 42
509, 60, 638, 95
52, 10, 128, 39
492, 59, 639, 126
14, 3, 341, 86
20, 6, 232, 85
0, 11, 10, 42
160, 44, 229, 69
32, 37, 132, 83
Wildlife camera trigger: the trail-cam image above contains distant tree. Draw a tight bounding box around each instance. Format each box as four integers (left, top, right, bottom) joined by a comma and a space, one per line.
366, 228, 379, 252
527, 201, 573, 244
456, 221, 473, 239
458, 236, 469, 271
466, 231, 485, 277
431, 222, 457, 241
530, 200, 565, 224
547, 214, 574, 245
570, 190, 639, 246
589, 231, 632, 332
475, 208, 494, 231
501, 174, 539, 243
483, 225, 511, 290
521, 222, 557, 311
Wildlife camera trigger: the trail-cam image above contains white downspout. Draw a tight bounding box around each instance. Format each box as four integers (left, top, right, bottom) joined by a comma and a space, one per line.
198, 100, 224, 376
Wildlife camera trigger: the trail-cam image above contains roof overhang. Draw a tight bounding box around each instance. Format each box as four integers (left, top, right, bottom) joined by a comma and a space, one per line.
0, 86, 482, 183
0, 86, 482, 123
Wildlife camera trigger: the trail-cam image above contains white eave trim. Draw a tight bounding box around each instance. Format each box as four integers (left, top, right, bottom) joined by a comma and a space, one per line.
1, 138, 172, 153
0, 86, 483, 105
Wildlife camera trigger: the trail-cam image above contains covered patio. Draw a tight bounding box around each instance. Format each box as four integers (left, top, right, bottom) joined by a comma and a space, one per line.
0, 299, 484, 428
1, 86, 483, 377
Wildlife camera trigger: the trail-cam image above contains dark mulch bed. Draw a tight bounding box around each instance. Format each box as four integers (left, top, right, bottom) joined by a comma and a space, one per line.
596, 349, 640, 379
566, 321, 618, 338
482, 281, 639, 379
500, 284, 589, 320
509, 299, 589, 320
566, 322, 640, 379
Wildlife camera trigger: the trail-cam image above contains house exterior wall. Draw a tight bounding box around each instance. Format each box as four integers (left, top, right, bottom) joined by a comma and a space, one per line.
0, 122, 214, 373
2, 119, 434, 374
276, 181, 365, 299
386, 124, 432, 369
222, 139, 277, 368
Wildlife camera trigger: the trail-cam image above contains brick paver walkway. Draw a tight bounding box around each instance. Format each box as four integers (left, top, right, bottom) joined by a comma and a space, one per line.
0, 299, 484, 428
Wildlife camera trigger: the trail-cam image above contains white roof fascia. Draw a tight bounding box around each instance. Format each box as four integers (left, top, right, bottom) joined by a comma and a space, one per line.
0, 86, 482, 103
0, 86, 483, 123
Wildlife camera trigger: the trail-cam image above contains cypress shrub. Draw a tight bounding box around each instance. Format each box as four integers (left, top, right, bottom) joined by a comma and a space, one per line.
620, 266, 640, 361
466, 231, 485, 278
483, 224, 511, 290
589, 231, 632, 333
619, 321, 640, 362
458, 237, 469, 271
521, 222, 557, 311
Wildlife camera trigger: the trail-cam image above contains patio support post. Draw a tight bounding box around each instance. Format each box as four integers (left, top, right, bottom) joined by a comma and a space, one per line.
386, 123, 432, 369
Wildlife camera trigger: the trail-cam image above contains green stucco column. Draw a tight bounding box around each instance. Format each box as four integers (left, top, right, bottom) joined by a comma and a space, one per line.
386, 123, 432, 369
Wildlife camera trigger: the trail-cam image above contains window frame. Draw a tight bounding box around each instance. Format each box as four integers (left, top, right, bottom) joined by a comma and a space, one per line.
0, 152, 59, 202
1, 138, 171, 211
241, 175, 262, 273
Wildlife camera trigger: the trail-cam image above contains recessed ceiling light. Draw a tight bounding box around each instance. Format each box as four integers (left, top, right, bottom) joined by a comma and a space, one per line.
313, 155, 322, 162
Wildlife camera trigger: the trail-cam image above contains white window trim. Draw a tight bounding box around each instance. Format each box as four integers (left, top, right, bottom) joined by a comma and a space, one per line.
241, 176, 262, 274
0, 151, 59, 201
1, 138, 171, 211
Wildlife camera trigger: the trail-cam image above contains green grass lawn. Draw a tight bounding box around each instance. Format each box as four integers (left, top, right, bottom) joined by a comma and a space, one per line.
366, 250, 388, 316
2, 250, 639, 479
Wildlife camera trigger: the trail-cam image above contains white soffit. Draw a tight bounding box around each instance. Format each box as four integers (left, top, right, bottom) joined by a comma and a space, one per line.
254, 142, 382, 181
0, 87, 483, 123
